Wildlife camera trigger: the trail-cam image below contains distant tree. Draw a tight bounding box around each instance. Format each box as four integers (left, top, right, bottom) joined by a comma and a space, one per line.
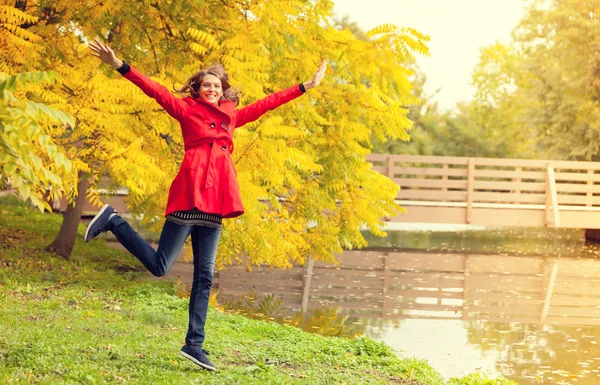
371, 60, 533, 159
467, 0, 600, 160
378, 0, 600, 161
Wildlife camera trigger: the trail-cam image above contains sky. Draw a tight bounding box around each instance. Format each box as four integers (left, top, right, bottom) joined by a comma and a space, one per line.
332, 0, 529, 111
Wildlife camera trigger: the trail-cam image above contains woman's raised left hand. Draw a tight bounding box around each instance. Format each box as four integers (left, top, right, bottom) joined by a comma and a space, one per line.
303, 60, 327, 91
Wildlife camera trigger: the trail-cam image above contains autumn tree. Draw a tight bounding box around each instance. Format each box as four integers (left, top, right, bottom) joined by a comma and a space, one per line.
466, 0, 600, 160
3, 0, 428, 266
1, 4, 73, 211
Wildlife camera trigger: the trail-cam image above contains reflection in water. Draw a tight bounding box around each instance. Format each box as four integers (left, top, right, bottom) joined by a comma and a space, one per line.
215, 229, 600, 384
220, 291, 365, 337
363, 227, 600, 257
465, 321, 600, 383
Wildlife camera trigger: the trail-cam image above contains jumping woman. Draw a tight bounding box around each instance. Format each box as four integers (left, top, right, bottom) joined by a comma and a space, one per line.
86, 38, 327, 371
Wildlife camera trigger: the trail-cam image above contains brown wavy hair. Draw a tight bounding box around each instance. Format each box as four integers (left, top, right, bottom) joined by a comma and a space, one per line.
175, 64, 240, 104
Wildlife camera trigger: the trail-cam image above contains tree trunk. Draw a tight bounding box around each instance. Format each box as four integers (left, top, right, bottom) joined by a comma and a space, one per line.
41, 189, 55, 212
45, 173, 89, 259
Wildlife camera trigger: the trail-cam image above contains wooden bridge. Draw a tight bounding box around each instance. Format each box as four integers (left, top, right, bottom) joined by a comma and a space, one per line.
367, 154, 600, 229
61, 153, 600, 230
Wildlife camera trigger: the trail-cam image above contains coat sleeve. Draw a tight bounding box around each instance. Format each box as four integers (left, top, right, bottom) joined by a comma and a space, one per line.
119, 64, 188, 120
235, 85, 304, 128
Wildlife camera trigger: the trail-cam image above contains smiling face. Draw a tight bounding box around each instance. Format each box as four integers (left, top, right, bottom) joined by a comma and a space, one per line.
199, 74, 223, 105
177, 64, 239, 105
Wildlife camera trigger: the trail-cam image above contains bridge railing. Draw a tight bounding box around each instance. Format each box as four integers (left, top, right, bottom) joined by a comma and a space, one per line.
367, 154, 600, 228
57, 154, 600, 228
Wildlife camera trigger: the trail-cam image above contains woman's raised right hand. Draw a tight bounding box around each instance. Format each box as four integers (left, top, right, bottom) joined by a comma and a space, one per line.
89, 38, 123, 69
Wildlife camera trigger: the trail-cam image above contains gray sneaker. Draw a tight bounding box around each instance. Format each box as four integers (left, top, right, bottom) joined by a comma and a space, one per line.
84, 204, 116, 242
180, 345, 216, 371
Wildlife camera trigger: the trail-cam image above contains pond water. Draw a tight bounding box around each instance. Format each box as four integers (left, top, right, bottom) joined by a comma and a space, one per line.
217, 227, 600, 384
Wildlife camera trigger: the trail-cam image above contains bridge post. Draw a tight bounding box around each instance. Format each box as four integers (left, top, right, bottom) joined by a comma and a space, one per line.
387, 154, 395, 179
545, 164, 561, 227
587, 169, 594, 207
441, 164, 448, 202
514, 167, 522, 194
540, 260, 559, 323
301, 256, 314, 313
462, 254, 468, 320
466, 158, 474, 224
382, 253, 389, 319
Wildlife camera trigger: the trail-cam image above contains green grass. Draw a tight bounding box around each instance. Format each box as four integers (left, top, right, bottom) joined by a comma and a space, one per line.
0, 196, 516, 385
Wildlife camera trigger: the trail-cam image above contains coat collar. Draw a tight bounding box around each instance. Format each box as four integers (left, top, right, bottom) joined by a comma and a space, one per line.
194, 97, 237, 117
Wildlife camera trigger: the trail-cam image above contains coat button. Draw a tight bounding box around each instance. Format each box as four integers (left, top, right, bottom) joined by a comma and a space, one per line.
221, 146, 227, 151
210, 123, 216, 128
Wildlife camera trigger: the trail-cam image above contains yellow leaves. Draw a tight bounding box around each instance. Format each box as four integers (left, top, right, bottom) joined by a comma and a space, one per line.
285, 148, 323, 173
0, 69, 75, 211
397, 27, 431, 56
1, 22, 41, 42
342, 122, 371, 144
366, 23, 399, 37
289, 373, 309, 379
0, 4, 44, 69
0, 71, 61, 93
402, 27, 430, 46
186, 28, 220, 50
221, 35, 257, 51
325, 182, 347, 194
332, 28, 357, 44
0, 5, 39, 25
222, 54, 267, 73
258, 116, 307, 140
0, 5, 41, 49
71, 158, 90, 174
234, 50, 271, 67
189, 42, 208, 56
234, 72, 270, 102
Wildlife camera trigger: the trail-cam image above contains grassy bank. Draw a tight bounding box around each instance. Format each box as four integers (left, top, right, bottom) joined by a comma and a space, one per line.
0, 197, 516, 385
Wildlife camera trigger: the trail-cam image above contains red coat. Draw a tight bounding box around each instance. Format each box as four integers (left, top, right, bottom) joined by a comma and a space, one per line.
122, 66, 304, 218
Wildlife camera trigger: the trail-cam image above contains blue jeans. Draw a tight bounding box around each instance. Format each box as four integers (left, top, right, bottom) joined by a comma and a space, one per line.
109, 216, 221, 347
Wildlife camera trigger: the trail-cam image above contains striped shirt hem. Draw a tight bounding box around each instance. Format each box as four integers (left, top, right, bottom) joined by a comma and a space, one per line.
166, 209, 222, 228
